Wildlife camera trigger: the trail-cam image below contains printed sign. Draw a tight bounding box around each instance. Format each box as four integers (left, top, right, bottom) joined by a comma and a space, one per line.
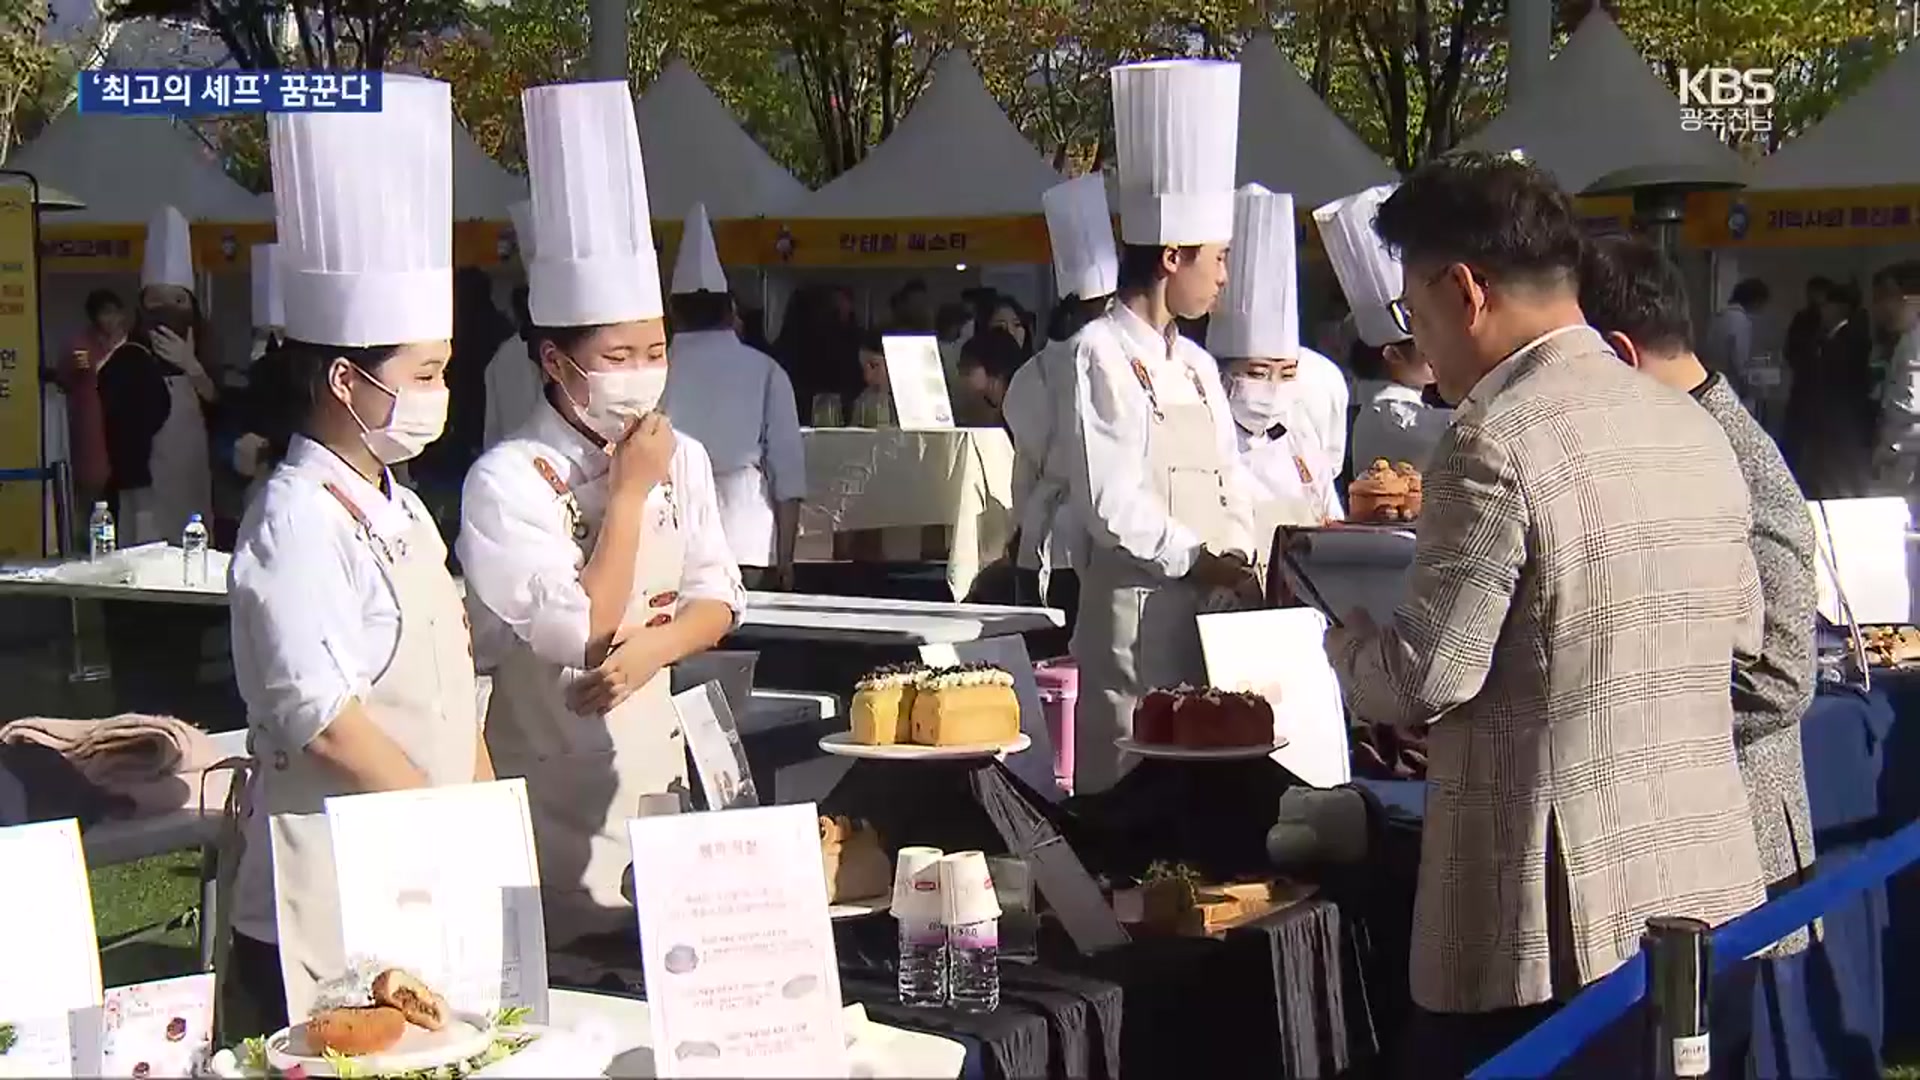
0, 820, 101, 1077
0, 178, 42, 558
880, 334, 954, 430
675, 681, 761, 811
96, 974, 216, 1079
1198, 607, 1352, 788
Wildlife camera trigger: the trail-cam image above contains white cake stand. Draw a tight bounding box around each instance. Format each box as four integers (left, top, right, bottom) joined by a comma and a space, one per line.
818, 732, 1031, 760
1116, 737, 1290, 761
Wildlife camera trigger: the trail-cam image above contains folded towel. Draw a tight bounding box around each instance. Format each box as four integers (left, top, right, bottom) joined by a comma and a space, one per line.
0, 714, 227, 814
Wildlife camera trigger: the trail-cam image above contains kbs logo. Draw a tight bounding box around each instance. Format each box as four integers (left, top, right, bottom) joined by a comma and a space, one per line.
1677, 67, 1776, 107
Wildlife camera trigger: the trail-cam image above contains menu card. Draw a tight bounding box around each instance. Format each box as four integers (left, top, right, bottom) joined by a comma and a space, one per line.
325, 780, 548, 1021
1809, 497, 1915, 626
881, 334, 955, 429
95, 974, 216, 1078
1197, 608, 1352, 788
0, 819, 100, 1077
627, 804, 848, 1078
676, 681, 761, 810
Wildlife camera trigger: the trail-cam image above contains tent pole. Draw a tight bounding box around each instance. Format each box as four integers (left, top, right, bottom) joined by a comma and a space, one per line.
588, 0, 629, 83
1508, 0, 1551, 109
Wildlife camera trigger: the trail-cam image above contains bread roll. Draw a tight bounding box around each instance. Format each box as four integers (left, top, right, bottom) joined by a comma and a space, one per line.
372, 969, 448, 1032
306, 1006, 406, 1056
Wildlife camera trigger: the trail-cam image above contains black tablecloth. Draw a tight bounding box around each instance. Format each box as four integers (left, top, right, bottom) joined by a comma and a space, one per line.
1058, 757, 1298, 883
845, 968, 1123, 1080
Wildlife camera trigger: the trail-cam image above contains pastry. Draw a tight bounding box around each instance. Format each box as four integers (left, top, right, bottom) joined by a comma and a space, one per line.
372, 969, 448, 1032
819, 816, 892, 901
1131, 686, 1275, 749
850, 663, 924, 745
305, 1006, 406, 1057
1395, 461, 1423, 518
1348, 458, 1414, 522
1863, 625, 1920, 668
908, 664, 1021, 746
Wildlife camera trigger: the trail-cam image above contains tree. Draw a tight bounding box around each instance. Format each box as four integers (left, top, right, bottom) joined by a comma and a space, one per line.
105, 0, 472, 70
0, 0, 71, 160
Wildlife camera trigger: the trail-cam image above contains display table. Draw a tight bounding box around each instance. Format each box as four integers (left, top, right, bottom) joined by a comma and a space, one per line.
798, 428, 1015, 600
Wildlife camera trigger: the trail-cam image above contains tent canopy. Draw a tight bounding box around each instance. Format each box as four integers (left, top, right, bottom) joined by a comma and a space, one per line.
794, 50, 1060, 218
1238, 33, 1396, 204
637, 58, 808, 219
453, 120, 527, 221
1750, 44, 1920, 190
7, 110, 265, 223
1458, 10, 1746, 193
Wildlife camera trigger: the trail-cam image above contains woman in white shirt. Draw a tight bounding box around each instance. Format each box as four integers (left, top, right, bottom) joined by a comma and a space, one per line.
223, 75, 485, 1031
457, 81, 745, 948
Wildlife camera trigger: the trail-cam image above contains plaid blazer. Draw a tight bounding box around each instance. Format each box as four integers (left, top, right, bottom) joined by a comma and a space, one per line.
1334, 326, 1768, 1013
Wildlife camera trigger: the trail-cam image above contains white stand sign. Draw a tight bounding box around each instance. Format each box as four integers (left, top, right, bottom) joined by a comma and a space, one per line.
1197, 608, 1352, 788
881, 334, 955, 430
0, 819, 101, 1077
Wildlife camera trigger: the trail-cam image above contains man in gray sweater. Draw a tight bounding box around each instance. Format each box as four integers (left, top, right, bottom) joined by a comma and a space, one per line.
1579, 232, 1818, 951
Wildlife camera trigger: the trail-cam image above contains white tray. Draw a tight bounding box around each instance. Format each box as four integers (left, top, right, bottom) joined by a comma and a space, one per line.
1116, 737, 1290, 761
818, 732, 1031, 760
266, 1012, 494, 1076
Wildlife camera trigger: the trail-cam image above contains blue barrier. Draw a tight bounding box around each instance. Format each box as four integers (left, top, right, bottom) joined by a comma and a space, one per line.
0, 467, 50, 482
1469, 814, 1920, 1078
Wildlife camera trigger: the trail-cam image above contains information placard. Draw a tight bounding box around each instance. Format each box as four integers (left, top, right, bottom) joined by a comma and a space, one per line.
881, 334, 955, 430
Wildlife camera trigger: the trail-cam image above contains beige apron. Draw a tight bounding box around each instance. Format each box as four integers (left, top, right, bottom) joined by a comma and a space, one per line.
1071, 356, 1242, 793
121, 369, 213, 545
1247, 433, 1326, 583
484, 458, 688, 947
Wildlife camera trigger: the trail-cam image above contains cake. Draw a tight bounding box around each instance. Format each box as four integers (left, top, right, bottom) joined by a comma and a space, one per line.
1131, 685, 1275, 749
850, 663, 925, 745
907, 663, 1022, 746
1349, 459, 1417, 523
819, 816, 892, 901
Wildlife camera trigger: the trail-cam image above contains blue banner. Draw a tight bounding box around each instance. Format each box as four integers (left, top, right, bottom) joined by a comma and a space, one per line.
77, 70, 382, 115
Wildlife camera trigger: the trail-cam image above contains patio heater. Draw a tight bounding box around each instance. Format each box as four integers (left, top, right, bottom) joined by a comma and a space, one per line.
1582, 162, 1747, 257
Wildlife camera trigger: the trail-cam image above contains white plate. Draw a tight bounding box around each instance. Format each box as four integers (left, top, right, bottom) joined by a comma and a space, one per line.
266, 1012, 494, 1076
1116, 737, 1290, 760
818, 731, 1031, 760
828, 893, 893, 920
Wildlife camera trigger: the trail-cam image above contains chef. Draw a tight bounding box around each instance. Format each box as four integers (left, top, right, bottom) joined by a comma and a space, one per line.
457, 81, 745, 948
662, 202, 806, 591
1313, 184, 1451, 470
1208, 183, 1343, 541
1066, 59, 1261, 793
1003, 172, 1119, 627
223, 74, 483, 1030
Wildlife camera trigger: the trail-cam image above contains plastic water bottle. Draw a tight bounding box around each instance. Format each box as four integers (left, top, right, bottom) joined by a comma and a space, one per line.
947, 918, 1001, 1012
181, 514, 209, 586
87, 502, 116, 560
896, 915, 947, 1008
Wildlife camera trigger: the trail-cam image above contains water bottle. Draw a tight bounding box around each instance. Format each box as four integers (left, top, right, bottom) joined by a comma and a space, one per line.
896, 915, 947, 1007
87, 502, 116, 560
947, 918, 1000, 1012
181, 514, 209, 586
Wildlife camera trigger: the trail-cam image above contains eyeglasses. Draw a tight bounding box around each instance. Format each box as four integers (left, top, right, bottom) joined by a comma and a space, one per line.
1389, 266, 1490, 336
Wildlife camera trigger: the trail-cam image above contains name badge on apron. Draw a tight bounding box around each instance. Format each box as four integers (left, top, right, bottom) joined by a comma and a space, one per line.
1294, 455, 1314, 485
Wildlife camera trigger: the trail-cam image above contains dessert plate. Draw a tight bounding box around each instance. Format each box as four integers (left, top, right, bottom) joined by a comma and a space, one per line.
1117, 737, 1290, 761
266, 1012, 494, 1077
828, 893, 893, 920
818, 732, 1032, 760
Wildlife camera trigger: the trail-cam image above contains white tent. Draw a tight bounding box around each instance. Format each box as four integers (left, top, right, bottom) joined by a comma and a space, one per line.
1458, 10, 1746, 193
453, 120, 527, 221
1238, 33, 1395, 204
637, 58, 808, 219
1750, 44, 1920, 189
7, 111, 265, 222
795, 50, 1060, 218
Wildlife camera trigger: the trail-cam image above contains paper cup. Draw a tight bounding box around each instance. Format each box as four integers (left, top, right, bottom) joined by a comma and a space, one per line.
938, 850, 1002, 926
892, 846, 946, 920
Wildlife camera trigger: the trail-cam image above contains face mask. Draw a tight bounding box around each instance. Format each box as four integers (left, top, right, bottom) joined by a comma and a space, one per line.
346, 366, 448, 464
1229, 376, 1287, 432
565, 355, 668, 442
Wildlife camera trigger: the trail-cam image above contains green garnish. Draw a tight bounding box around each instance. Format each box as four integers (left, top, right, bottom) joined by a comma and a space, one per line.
240, 1036, 268, 1075
487, 1005, 532, 1030
0, 1021, 16, 1054
322, 1048, 366, 1078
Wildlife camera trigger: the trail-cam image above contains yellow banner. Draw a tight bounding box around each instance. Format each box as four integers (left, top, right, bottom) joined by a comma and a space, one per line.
1684, 188, 1920, 248
0, 178, 44, 557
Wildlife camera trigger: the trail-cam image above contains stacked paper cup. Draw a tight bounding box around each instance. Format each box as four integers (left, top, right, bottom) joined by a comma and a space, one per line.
939, 851, 1003, 1012
893, 846, 947, 1006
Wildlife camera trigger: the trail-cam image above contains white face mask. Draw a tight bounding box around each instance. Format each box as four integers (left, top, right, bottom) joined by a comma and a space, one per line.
1229, 376, 1287, 432
566, 356, 668, 442
346, 366, 448, 464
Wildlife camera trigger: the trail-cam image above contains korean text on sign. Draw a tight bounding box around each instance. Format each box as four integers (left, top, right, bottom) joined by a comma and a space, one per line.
79, 71, 382, 116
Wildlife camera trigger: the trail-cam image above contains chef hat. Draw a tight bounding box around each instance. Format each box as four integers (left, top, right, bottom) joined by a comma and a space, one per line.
1042, 175, 1118, 301
507, 199, 535, 263
1109, 60, 1239, 246
1312, 184, 1407, 348
140, 205, 194, 291
270, 74, 452, 347
250, 243, 284, 330
670, 202, 728, 296
1207, 184, 1298, 361
522, 80, 662, 327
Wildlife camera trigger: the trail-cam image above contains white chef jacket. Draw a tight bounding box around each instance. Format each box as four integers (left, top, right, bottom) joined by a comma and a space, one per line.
662, 329, 807, 568
1003, 337, 1087, 571
1237, 421, 1343, 522
1067, 302, 1258, 577
457, 398, 745, 675
483, 334, 542, 450
1876, 326, 1920, 461
230, 435, 434, 753
1350, 381, 1452, 472
1285, 347, 1350, 484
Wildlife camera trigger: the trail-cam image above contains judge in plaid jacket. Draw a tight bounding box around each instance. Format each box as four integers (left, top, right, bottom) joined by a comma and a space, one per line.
1326, 154, 1767, 1078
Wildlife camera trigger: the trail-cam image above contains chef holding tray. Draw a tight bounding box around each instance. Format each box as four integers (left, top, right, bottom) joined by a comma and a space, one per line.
457, 80, 744, 949
223, 75, 488, 1029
